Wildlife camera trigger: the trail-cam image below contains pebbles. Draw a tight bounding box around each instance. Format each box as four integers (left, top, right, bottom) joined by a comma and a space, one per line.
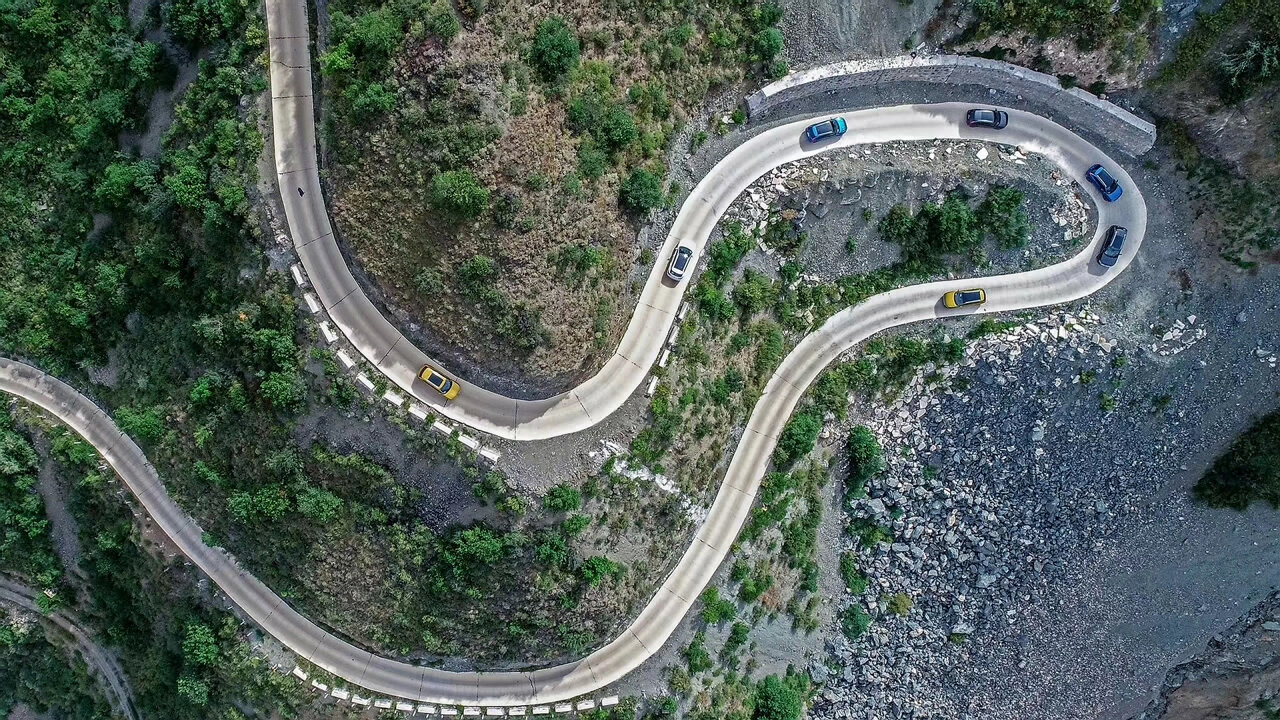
814, 310, 1149, 720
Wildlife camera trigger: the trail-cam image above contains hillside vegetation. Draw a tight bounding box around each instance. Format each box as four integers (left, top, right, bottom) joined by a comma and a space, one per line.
1193, 409, 1280, 510
322, 0, 788, 385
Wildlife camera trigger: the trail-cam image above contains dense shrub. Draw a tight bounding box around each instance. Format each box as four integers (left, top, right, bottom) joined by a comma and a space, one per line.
431, 169, 490, 219
977, 186, 1031, 249
620, 168, 664, 213
840, 604, 872, 640
772, 411, 823, 469
839, 553, 868, 594
700, 587, 738, 624
846, 426, 884, 494
1193, 410, 1280, 509
529, 17, 580, 80
732, 270, 778, 316
753, 671, 808, 720
972, 0, 1159, 53
543, 484, 583, 512
579, 556, 624, 585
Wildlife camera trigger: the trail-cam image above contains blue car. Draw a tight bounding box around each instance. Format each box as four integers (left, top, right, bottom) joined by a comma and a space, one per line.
804, 117, 847, 143
1086, 164, 1123, 202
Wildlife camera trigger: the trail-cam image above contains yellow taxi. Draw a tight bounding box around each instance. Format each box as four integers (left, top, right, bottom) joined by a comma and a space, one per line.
418, 364, 461, 400
942, 288, 986, 309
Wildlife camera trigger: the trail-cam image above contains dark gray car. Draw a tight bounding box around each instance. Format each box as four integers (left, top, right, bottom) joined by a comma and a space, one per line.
1097, 225, 1127, 268
966, 108, 1009, 129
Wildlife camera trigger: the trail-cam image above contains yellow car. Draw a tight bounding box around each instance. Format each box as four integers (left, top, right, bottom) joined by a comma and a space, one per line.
418, 364, 461, 400
942, 288, 986, 309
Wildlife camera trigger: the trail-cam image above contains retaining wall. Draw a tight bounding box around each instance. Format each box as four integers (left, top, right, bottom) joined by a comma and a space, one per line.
745, 55, 1156, 157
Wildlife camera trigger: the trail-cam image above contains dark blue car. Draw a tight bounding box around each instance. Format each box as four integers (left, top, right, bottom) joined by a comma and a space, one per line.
805, 117, 847, 143
1086, 164, 1123, 202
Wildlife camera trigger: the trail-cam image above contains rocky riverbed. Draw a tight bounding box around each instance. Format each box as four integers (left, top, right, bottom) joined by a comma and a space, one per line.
811, 296, 1280, 720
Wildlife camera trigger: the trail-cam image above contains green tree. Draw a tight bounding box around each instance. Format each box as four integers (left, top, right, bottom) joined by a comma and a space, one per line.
597, 105, 639, 151
529, 17, 580, 80
345, 81, 397, 117
115, 405, 166, 443
543, 484, 582, 512
754, 27, 784, 62
684, 632, 713, 673
96, 159, 156, 209
426, 0, 461, 41
535, 534, 571, 567
453, 527, 504, 564
846, 425, 884, 494
620, 168, 663, 213
260, 371, 305, 413
732, 270, 778, 316
977, 186, 1031, 249
699, 587, 737, 624
432, 170, 490, 220
1193, 409, 1280, 509
580, 555, 623, 585
177, 676, 209, 706
753, 673, 805, 720
297, 486, 344, 523
772, 412, 822, 469
183, 622, 219, 667
877, 204, 918, 245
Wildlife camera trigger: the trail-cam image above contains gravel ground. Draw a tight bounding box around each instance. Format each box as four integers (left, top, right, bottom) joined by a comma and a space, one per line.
1131, 591, 1280, 720
720, 138, 1091, 283
810, 245, 1280, 720
779, 0, 939, 64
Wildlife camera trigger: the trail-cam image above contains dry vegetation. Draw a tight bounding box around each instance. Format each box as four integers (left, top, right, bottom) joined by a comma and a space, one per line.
323, 0, 786, 384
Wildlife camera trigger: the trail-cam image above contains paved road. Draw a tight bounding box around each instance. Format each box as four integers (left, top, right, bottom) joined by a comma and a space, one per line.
0, 110, 1147, 707
0, 0, 1148, 709
0, 577, 139, 720
268, 0, 1145, 441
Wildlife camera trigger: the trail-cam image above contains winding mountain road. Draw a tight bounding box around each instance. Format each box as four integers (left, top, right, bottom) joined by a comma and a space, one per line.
0, 578, 139, 720
268, 0, 1144, 442
0, 0, 1148, 711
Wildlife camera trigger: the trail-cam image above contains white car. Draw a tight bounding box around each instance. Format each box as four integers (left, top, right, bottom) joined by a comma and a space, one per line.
666, 244, 694, 282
